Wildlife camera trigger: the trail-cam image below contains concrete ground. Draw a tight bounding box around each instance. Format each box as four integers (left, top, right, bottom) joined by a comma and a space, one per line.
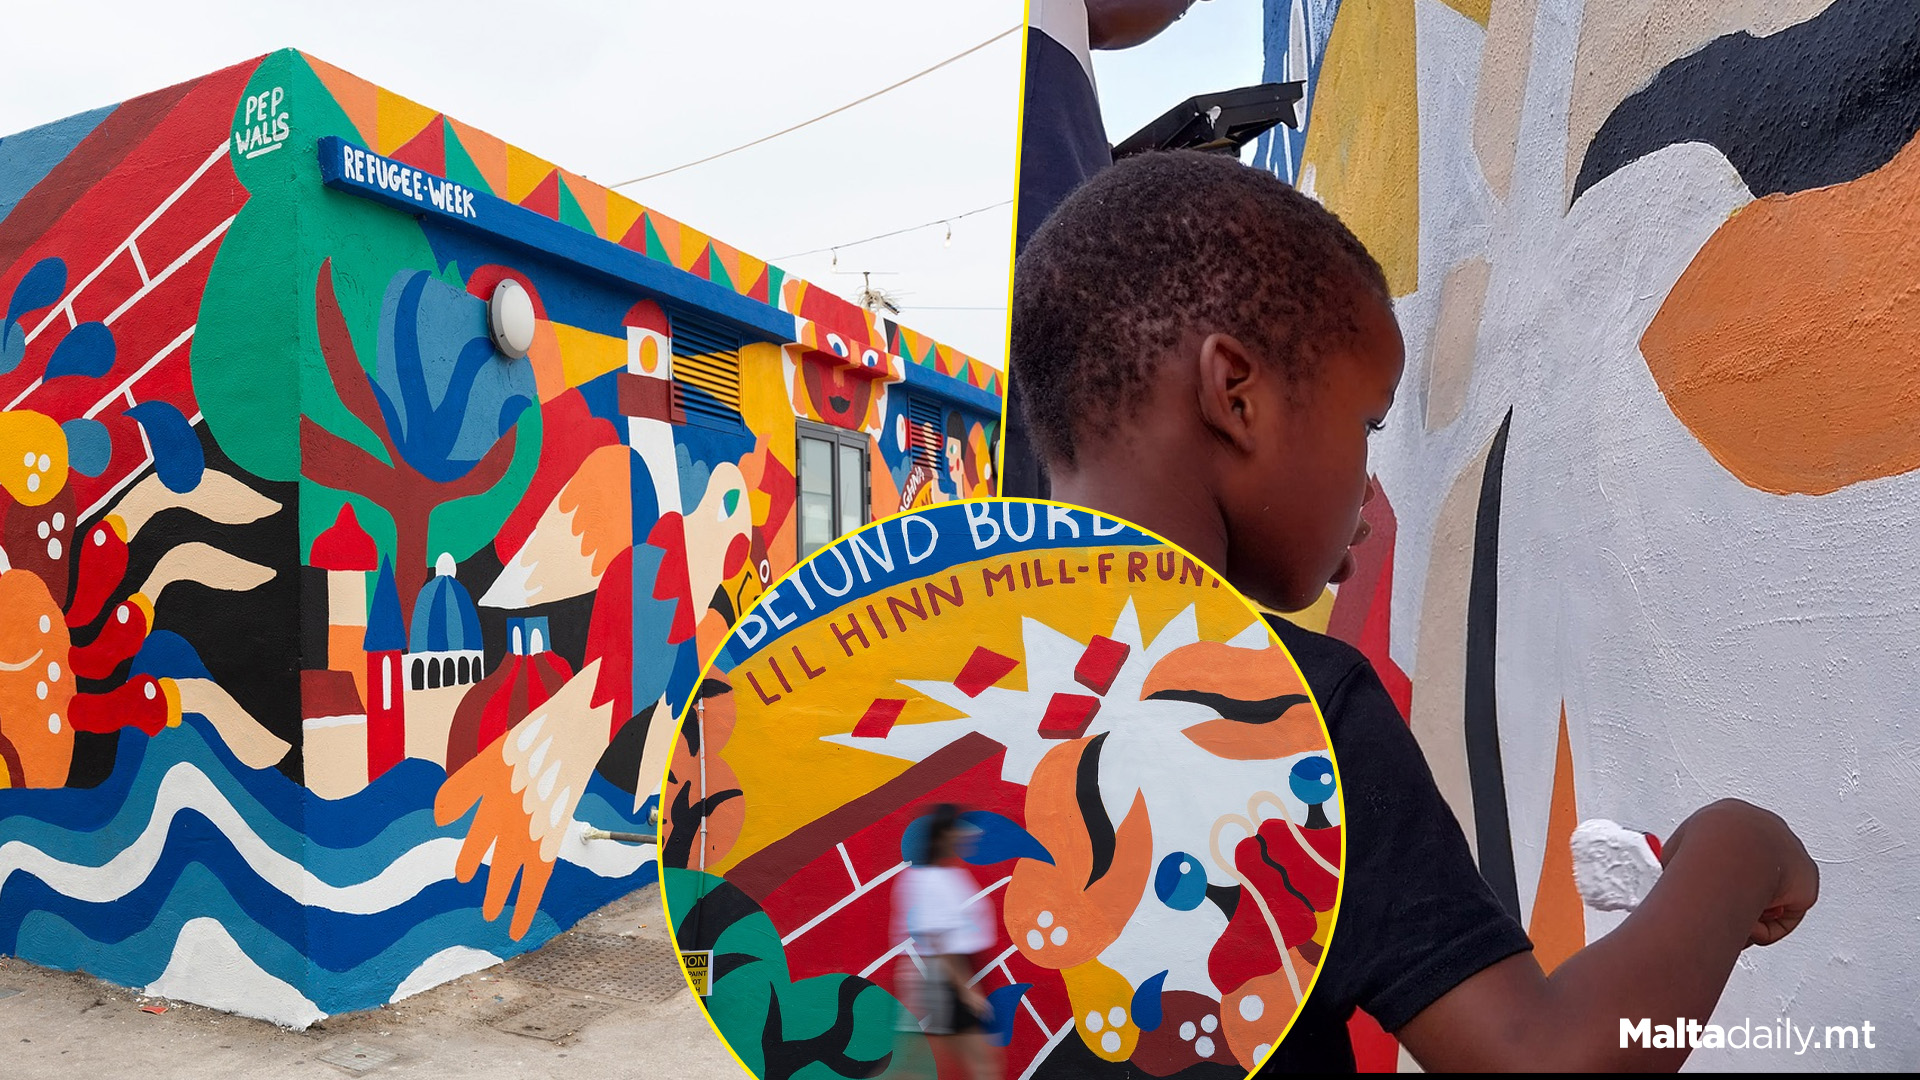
0, 884, 743, 1080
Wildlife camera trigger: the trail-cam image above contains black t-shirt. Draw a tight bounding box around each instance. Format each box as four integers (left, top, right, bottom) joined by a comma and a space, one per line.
1260, 616, 1533, 1073
1005, 23, 1112, 502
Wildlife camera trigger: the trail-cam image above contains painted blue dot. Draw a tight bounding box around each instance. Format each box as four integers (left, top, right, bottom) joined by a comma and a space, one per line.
1154, 851, 1206, 911
1290, 755, 1336, 806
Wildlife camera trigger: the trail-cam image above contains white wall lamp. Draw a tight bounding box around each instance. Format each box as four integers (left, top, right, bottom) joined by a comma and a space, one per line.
488, 278, 537, 360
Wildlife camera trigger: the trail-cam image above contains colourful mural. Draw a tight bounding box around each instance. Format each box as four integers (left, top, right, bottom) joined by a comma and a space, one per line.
0, 50, 999, 1025
1262, 0, 1917, 1070
662, 501, 1342, 1078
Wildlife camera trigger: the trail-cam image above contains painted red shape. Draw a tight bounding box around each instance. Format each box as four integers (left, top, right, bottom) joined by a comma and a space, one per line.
519, 170, 561, 219
646, 513, 695, 645
1327, 479, 1413, 721
69, 676, 171, 736
365, 649, 406, 782
851, 698, 907, 738
70, 600, 150, 679
491, 389, 616, 562
390, 117, 446, 175
1207, 824, 1331, 996
310, 503, 378, 571
1073, 634, 1130, 695
66, 520, 129, 627
952, 646, 1018, 697
585, 546, 634, 731
1207, 879, 1283, 996
1644, 832, 1664, 861
1038, 693, 1100, 739
1348, 1009, 1400, 1073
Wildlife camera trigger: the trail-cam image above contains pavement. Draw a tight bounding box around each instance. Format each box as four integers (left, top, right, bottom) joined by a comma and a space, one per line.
0, 884, 744, 1080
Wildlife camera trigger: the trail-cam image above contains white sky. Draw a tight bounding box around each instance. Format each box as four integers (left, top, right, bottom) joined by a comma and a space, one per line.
1091, 0, 1266, 160
0, 0, 1023, 367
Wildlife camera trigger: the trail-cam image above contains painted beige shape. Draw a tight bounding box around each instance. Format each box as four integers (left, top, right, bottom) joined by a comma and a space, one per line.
634, 693, 678, 817
405, 684, 465, 767
1472, 0, 1542, 200
140, 543, 275, 604
499, 660, 614, 863
302, 713, 369, 800
1564, 1, 1836, 201
113, 471, 280, 540
1409, 438, 1496, 854
1424, 257, 1492, 432
174, 677, 291, 770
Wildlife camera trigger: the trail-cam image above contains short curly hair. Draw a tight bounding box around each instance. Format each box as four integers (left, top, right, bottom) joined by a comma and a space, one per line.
1010, 150, 1389, 468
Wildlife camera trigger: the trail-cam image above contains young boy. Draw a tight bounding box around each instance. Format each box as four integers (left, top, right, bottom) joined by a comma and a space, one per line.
1008, 150, 1819, 1072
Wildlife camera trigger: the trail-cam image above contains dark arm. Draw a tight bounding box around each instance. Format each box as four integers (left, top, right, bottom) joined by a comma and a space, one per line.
1396, 799, 1818, 1071
1086, 0, 1198, 50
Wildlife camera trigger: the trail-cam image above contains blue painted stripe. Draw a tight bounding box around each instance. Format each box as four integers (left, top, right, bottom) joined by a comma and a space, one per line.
318, 137, 798, 347
899, 359, 1004, 418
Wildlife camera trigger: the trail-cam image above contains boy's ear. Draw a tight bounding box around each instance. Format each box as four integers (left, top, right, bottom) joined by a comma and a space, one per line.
1194, 332, 1262, 454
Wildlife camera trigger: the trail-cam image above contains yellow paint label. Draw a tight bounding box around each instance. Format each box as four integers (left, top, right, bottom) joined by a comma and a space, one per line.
684, 950, 712, 996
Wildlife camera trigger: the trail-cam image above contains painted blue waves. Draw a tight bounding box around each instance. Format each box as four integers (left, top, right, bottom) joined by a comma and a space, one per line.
0, 710, 657, 1016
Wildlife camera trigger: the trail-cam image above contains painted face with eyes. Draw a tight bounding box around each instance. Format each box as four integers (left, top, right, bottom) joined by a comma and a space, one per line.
798, 353, 875, 430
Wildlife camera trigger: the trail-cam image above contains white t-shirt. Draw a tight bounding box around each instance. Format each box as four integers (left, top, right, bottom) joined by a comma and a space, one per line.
893, 865, 996, 957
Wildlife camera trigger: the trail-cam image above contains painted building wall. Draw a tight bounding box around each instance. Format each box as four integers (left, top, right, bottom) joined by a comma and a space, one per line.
662, 502, 1342, 1079
1261, 0, 1918, 1069
0, 49, 999, 1026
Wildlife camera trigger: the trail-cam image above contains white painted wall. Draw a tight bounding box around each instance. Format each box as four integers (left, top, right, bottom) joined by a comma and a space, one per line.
1339, 1, 1920, 1068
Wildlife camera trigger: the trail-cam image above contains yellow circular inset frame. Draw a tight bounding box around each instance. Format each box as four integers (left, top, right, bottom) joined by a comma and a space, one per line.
659, 499, 1346, 1078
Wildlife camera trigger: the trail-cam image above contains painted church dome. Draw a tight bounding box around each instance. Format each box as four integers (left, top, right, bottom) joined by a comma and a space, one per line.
410, 553, 481, 654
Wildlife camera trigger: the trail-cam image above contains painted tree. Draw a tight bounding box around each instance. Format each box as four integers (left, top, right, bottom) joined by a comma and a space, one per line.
300, 260, 532, 618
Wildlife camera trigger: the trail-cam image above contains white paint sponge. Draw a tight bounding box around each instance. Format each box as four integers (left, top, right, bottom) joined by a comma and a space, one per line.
1571, 819, 1664, 912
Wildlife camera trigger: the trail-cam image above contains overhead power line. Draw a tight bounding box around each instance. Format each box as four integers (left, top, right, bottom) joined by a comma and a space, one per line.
612, 25, 1019, 187
772, 199, 1013, 261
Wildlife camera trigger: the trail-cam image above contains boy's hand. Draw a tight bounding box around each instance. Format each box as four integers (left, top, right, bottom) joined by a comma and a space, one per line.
1662, 798, 1819, 947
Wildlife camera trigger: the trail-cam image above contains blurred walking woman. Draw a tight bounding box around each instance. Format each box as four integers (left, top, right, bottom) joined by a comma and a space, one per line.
892, 804, 1001, 1080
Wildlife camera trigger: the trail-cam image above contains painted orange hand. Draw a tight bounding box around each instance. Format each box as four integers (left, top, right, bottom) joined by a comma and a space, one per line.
433, 661, 614, 940
434, 743, 554, 941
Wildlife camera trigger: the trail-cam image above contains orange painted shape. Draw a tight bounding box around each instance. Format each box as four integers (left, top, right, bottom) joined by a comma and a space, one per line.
445, 118, 509, 196
1005, 737, 1154, 970
327, 625, 369, 705
1180, 710, 1323, 761
0, 570, 76, 788
648, 211, 681, 263
679, 228, 713, 275
560, 170, 609, 237
506, 145, 557, 204
1528, 703, 1586, 973
1140, 640, 1301, 701
375, 90, 440, 156
301, 53, 378, 146
1642, 131, 1920, 495
607, 192, 647, 246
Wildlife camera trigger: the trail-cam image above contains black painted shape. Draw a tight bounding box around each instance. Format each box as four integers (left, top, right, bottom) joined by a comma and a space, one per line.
1206, 882, 1241, 920
1465, 411, 1521, 920
673, 875, 761, 953
1144, 689, 1313, 724
593, 698, 657, 794
760, 975, 890, 1080
1077, 731, 1117, 889
1574, 0, 1920, 202
67, 425, 301, 784
660, 780, 742, 870
1256, 833, 1321, 914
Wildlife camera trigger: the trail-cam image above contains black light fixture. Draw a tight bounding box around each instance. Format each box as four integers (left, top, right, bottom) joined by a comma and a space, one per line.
1112, 81, 1306, 160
